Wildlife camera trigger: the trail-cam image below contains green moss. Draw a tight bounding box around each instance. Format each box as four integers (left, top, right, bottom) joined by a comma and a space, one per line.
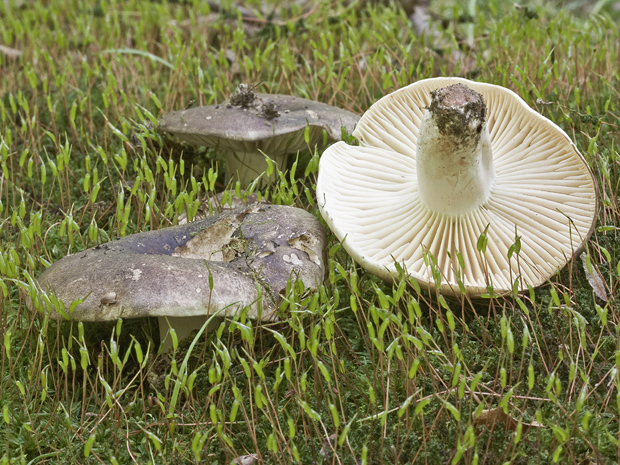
1, 0, 620, 463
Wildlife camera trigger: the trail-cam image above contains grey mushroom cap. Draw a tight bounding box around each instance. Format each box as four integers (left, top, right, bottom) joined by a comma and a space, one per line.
158, 93, 360, 155
27, 204, 326, 322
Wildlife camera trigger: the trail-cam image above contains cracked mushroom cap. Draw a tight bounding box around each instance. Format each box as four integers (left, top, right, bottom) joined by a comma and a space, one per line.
316, 77, 597, 296
158, 92, 360, 155
27, 205, 325, 321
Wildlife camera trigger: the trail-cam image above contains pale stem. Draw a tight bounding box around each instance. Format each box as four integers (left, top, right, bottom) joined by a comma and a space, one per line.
416, 106, 495, 216
158, 315, 218, 352
224, 149, 289, 186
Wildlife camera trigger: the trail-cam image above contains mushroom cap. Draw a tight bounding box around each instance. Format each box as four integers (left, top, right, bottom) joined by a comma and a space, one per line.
28, 205, 325, 321
158, 93, 360, 155
316, 77, 598, 296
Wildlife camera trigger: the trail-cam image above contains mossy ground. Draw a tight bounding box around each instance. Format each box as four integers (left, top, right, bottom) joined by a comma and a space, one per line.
1, 0, 620, 463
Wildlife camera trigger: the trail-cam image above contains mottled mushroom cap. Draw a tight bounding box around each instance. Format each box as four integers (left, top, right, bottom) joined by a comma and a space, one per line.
27, 205, 326, 321
317, 77, 598, 296
158, 93, 360, 154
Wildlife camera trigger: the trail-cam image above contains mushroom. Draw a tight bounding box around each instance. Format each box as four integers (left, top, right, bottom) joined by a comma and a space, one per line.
159, 84, 360, 186
27, 204, 326, 350
316, 77, 597, 296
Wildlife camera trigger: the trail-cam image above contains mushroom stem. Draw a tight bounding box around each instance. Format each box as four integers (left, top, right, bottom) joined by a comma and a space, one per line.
224, 149, 289, 186
158, 315, 218, 352
416, 84, 495, 215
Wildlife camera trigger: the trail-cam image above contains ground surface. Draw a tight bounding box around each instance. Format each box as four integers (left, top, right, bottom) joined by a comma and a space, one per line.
1, 0, 620, 464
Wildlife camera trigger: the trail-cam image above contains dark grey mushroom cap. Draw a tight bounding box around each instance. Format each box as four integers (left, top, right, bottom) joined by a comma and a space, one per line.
28, 205, 326, 322
158, 93, 360, 154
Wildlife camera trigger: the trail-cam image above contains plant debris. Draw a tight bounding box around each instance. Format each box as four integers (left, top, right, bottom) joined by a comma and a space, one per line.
0, 44, 22, 58
229, 83, 257, 108
474, 406, 543, 434
258, 100, 280, 120
580, 252, 608, 302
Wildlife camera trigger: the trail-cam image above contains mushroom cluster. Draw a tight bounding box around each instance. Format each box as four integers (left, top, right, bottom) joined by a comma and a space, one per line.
316, 77, 597, 296
159, 85, 360, 186
28, 204, 326, 350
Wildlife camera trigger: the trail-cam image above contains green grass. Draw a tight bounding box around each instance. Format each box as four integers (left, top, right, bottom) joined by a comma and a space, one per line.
1, 0, 620, 463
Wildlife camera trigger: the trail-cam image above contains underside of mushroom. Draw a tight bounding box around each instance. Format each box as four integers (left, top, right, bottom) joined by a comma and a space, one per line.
316, 77, 598, 296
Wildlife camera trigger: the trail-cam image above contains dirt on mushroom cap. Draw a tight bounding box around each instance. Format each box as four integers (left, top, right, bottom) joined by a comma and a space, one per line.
158, 92, 360, 146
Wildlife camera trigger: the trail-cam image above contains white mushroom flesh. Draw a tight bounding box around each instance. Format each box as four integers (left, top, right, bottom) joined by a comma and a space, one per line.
416, 85, 495, 215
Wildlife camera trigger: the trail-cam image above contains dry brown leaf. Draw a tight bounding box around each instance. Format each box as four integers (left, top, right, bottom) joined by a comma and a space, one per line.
169, 13, 219, 30
580, 252, 608, 302
320, 434, 337, 458
0, 44, 22, 59
474, 406, 542, 433
233, 454, 257, 465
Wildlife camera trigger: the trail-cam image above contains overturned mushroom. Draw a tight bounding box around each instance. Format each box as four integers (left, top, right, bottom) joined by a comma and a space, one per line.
27, 205, 326, 350
317, 78, 597, 296
159, 84, 360, 186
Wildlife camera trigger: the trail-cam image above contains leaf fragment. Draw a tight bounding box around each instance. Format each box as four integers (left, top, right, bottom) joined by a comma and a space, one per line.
473, 405, 542, 434
580, 252, 608, 302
